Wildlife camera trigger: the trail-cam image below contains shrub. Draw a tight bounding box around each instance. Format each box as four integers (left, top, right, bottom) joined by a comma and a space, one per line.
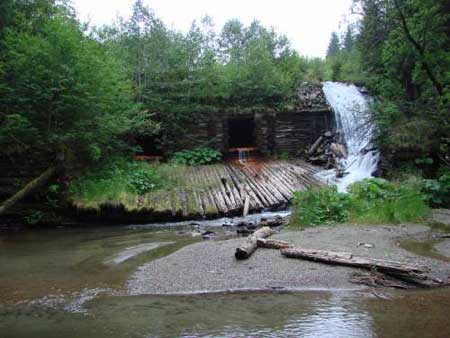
126, 166, 163, 194
416, 171, 450, 208
69, 158, 167, 204
171, 147, 222, 166
291, 186, 352, 226
348, 179, 429, 224
290, 178, 430, 227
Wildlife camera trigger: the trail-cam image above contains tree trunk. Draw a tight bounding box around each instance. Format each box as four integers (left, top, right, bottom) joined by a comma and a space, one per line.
280, 247, 440, 285
0, 166, 56, 216
235, 226, 274, 260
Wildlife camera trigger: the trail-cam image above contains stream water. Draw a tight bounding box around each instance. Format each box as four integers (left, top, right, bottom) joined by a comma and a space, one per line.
0, 82, 446, 337
319, 82, 380, 191
1, 219, 450, 338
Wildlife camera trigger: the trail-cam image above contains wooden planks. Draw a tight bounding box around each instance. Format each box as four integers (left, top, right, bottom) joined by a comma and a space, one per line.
89, 159, 322, 220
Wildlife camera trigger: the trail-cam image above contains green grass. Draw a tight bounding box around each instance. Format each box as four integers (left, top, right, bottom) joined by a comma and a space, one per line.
68, 158, 186, 210
290, 178, 431, 228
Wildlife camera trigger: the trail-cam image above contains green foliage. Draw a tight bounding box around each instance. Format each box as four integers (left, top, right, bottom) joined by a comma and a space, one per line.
23, 210, 44, 225
348, 178, 430, 224
0, 0, 330, 164
170, 147, 222, 166
351, 0, 450, 166
349, 178, 403, 201
45, 183, 61, 209
321, 1, 449, 172
290, 178, 430, 227
69, 158, 169, 205
326, 32, 341, 58
126, 165, 163, 195
291, 186, 352, 226
0, 1, 157, 166
0, 113, 39, 155
98, 3, 325, 151
414, 172, 450, 207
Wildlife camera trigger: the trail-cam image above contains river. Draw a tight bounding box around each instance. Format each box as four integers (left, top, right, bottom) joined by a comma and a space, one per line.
1, 222, 449, 338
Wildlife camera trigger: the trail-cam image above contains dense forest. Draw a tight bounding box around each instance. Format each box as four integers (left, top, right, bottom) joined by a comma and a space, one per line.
0, 0, 449, 223
326, 0, 449, 177
0, 0, 324, 165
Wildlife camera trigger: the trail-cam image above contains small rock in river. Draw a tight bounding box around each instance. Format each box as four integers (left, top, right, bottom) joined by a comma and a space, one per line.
201, 230, 216, 239
191, 231, 202, 237
247, 223, 258, 230
357, 242, 375, 248
237, 228, 253, 235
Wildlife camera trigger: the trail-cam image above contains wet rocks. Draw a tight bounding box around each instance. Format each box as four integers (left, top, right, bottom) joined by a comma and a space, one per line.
307, 130, 348, 174
235, 216, 288, 236
201, 231, 216, 239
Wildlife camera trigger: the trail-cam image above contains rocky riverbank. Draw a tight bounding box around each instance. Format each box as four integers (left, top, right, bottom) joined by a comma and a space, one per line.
127, 223, 450, 295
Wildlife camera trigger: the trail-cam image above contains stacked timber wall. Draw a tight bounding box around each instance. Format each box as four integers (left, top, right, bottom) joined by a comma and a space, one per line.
167, 83, 334, 156
273, 110, 332, 156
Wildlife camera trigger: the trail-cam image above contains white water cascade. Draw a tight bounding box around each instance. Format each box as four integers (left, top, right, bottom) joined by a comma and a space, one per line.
317, 81, 380, 192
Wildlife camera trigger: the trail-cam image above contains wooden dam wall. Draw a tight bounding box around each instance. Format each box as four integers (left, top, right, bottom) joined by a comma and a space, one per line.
73, 159, 323, 222
163, 83, 334, 156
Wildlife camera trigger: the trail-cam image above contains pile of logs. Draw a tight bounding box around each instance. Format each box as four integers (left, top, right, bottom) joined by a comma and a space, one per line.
307, 130, 348, 177
234, 230, 444, 288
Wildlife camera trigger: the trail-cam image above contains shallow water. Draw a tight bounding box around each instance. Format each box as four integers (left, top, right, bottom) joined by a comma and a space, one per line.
2, 288, 450, 338
1, 220, 450, 338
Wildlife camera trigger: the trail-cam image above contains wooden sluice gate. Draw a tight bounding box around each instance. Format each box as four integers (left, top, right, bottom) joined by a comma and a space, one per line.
130, 159, 320, 219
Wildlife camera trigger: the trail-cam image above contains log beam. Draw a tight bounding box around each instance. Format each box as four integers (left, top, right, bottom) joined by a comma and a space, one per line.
280, 247, 433, 283
0, 166, 56, 216
235, 226, 274, 260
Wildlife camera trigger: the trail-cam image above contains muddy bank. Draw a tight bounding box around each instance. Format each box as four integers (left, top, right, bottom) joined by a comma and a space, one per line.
127, 224, 450, 295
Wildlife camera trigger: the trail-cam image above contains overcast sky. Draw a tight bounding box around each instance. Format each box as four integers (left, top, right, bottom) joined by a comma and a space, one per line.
72, 0, 354, 58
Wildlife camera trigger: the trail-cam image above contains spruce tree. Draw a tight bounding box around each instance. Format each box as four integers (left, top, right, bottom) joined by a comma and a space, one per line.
326, 32, 340, 58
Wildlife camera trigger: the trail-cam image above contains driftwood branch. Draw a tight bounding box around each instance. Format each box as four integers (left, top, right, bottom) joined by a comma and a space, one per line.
257, 238, 293, 249
280, 246, 442, 285
0, 166, 56, 216
235, 226, 274, 260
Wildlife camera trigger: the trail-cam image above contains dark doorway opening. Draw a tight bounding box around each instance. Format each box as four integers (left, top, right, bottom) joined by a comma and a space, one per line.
228, 116, 255, 149
135, 134, 163, 156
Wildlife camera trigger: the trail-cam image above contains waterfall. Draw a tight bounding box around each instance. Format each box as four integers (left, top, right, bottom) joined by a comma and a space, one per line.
317, 81, 379, 192
238, 149, 249, 163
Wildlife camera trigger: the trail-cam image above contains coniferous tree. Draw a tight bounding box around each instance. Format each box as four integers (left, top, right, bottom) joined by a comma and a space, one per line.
326, 32, 341, 58
343, 26, 354, 52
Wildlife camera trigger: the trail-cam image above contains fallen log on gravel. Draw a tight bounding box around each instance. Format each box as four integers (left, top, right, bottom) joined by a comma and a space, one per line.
235, 227, 274, 260
280, 247, 441, 285
257, 238, 293, 249
350, 271, 414, 289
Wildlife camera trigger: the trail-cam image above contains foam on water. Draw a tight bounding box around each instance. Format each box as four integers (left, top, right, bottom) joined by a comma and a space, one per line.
318, 81, 379, 192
